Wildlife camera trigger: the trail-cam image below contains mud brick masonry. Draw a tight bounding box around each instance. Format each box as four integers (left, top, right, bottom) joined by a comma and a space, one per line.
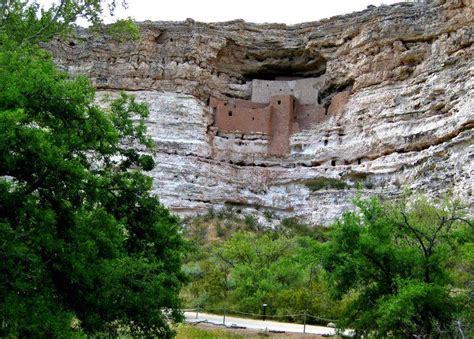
210, 77, 350, 156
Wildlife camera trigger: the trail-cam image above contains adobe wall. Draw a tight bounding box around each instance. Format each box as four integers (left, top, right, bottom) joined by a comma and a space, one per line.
327, 91, 351, 117
211, 97, 272, 134
211, 97, 268, 110
296, 104, 327, 130
251, 77, 326, 105
268, 95, 297, 156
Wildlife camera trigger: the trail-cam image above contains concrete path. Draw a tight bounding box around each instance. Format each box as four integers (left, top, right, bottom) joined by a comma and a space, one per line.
184, 311, 342, 336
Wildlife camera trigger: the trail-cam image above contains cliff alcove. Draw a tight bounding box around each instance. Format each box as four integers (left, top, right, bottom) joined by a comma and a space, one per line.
213, 39, 327, 82
47, 0, 473, 225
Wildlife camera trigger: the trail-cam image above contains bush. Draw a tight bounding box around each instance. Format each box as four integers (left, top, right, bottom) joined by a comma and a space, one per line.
276, 218, 329, 241
107, 18, 140, 42
305, 177, 349, 191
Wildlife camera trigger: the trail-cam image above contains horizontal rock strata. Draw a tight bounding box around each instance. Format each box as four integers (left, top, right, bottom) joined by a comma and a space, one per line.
48, 0, 473, 225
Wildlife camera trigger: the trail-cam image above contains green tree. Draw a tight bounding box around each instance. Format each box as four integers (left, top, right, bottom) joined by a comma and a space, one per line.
183, 229, 341, 321
0, 1, 186, 337
322, 195, 473, 337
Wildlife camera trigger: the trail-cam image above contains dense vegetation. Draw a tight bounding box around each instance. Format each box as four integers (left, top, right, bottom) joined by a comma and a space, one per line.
183, 196, 473, 337
323, 195, 473, 337
183, 209, 344, 323
0, 1, 186, 337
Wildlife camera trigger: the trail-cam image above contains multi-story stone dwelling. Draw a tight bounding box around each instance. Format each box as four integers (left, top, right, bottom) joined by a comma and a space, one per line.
210, 77, 350, 155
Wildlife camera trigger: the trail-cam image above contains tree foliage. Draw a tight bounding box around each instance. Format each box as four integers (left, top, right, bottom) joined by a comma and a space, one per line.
107, 17, 139, 42
0, 0, 140, 46
182, 214, 341, 322
0, 1, 185, 337
183, 196, 473, 335
322, 195, 473, 337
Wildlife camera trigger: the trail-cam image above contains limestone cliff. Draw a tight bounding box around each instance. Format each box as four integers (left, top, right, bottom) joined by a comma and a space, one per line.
47, 0, 473, 225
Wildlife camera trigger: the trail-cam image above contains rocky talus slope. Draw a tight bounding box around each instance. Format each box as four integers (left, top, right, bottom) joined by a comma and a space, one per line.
48, 0, 473, 225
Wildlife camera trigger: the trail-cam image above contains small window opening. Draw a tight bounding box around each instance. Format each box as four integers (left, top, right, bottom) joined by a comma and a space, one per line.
293, 144, 302, 152
324, 140, 328, 146
331, 160, 336, 166
228, 111, 233, 116
277, 100, 281, 105
252, 117, 255, 120
357, 159, 362, 165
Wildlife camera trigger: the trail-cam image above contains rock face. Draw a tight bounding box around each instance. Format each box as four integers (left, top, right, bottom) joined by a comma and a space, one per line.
48, 0, 473, 225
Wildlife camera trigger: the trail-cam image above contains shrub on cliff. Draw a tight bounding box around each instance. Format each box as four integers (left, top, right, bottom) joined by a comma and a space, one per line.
108, 17, 140, 42
0, 1, 185, 337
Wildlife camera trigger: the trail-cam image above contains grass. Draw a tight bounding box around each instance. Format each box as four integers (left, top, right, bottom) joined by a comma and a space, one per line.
175, 324, 243, 338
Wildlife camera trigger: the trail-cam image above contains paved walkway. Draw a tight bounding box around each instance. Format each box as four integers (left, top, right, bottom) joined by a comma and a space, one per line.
184, 311, 343, 336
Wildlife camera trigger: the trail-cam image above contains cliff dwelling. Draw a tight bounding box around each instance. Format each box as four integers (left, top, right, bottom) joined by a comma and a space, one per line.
210, 77, 350, 156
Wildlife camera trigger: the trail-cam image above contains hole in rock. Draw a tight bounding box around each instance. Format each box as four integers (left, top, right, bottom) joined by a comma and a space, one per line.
319, 78, 355, 108
215, 40, 327, 81
241, 55, 327, 80
155, 31, 169, 44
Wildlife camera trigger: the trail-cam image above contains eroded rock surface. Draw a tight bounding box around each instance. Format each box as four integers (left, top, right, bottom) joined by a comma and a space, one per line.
48, 0, 473, 225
